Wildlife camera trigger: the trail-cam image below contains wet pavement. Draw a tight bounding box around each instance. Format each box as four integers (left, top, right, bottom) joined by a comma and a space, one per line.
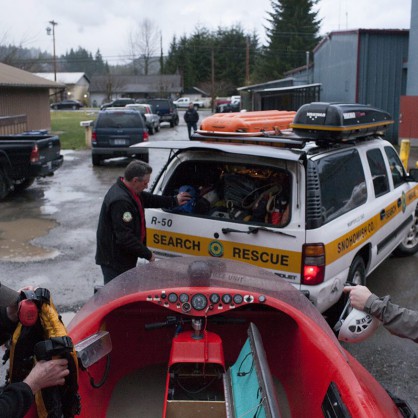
0, 112, 418, 412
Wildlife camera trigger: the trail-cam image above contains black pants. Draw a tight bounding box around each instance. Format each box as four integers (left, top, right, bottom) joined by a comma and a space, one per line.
187, 122, 197, 138
101, 265, 125, 285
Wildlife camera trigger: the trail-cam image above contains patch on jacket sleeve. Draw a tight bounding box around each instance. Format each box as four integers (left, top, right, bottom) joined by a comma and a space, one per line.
122, 211, 133, 222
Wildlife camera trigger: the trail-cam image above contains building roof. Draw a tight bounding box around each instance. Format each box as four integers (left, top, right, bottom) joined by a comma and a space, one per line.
237, 77, 295, 92
314, 28, 409, 53
34, 72, 90, 84
89, 74, 181, 94
0, 62, 64, 88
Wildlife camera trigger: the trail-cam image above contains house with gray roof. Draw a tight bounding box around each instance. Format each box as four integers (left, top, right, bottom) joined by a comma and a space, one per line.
34, 72, 90, 104
89, 74, 182, 107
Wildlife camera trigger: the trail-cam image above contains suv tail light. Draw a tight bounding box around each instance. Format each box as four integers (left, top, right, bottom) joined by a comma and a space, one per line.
143, 130, 149, 142
30, 144, 40, 163
301, 244, 325, 285
91, 131, 97, 145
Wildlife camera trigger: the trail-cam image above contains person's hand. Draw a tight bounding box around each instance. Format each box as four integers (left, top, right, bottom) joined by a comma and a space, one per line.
177, 192, 192, 206
343, 285, 372, 311
24, 359, 69, 394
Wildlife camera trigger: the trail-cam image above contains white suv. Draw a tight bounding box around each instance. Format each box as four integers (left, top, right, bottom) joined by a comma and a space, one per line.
134, 102, 418, 316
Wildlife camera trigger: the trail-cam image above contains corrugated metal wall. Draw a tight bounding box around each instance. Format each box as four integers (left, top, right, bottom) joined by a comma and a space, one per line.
357, 31, 409, 141
0, 87, 52, 133
314, 32, 358, 103
314, 30, 409, 143
407, 0, 418, 95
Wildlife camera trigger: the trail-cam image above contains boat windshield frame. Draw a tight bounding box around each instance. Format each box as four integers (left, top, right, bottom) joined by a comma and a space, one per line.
69, 257, 341, 347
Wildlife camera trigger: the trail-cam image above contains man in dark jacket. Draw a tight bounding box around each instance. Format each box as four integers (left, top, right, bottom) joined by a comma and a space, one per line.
96, 160, 191, 284
0, 298, 69, 418
184, 103, 199, 139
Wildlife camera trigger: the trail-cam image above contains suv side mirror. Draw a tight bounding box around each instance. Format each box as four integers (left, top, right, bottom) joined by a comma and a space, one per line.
407, 168, 418, 182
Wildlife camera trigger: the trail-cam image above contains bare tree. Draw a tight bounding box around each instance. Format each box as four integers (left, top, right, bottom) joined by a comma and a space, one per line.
127, 19, 160, 75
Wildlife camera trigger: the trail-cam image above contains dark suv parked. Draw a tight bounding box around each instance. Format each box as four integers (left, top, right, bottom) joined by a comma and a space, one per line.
100, 98, 136, 110
147, 99, 179, 127
91, 109, 149, 166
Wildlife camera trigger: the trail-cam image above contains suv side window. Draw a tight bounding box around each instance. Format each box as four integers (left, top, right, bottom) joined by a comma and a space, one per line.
317, 149, 367, 223
384, 146, 406, 188
367, 148, 390, 197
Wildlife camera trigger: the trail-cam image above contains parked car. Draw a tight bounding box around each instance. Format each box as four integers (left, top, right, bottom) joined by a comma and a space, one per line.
216, 99, 240, 113
91, 109, 149, 166
133, 102, 418, 320
50, 100, 83, 110
173, 97, 205, 108
147, 98, 179, 127
100, 98, 136, 110
125, 103, 161, 135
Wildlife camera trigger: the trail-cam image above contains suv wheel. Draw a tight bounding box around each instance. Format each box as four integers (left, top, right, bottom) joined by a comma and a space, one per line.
326, 256, 366, 326
393, 213, 418, 256
135, 154, 149, 163
149, 125, 155, 135
174, 117, 179, 126
0, 171, 10, 199
170, 120, 175, 128
92, 155, 101, 166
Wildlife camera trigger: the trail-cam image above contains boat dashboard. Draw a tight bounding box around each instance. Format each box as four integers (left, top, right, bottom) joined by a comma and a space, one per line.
147, 288, 267, 316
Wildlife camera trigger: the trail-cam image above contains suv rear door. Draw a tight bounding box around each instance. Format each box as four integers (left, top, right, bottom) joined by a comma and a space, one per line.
135, 141, 306, 283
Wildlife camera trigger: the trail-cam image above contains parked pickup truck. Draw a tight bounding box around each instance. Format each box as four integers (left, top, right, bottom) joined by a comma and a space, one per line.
0, 132, 63, 199
173, 97, 205, 108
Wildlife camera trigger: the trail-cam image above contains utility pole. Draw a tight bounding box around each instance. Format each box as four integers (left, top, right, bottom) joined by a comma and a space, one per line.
46, 20, 58, 82
245, 37, 250, 85
211, 48, 215, 113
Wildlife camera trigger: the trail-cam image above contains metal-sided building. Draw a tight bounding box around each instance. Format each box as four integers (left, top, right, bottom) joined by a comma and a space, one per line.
314, 29, 409, 142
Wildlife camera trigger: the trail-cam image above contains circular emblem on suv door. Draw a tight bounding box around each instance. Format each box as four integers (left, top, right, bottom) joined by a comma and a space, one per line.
208, 241, 224, 257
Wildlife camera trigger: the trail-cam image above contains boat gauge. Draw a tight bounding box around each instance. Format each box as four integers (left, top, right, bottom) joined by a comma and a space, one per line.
179, 293, 189, 303
222, 294, 232, 304
233, 294, 243, 305
182, 302, 191, 313
168, 293, 178, 303
191, 294, 208, 311
209, 293, 220, 304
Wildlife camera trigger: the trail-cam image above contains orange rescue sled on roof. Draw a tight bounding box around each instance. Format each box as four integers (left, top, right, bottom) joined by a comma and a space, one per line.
200, 110, 296, 134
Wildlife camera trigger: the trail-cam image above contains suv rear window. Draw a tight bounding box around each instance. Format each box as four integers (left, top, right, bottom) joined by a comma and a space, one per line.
162, 160, 291, 227
148, 100, 170, 111
96, 112, 144, 128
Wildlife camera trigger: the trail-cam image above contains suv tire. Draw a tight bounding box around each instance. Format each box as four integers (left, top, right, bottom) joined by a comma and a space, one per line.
135, 154, 149, 163
92, 155, 101, 166
393, 213, 418, 256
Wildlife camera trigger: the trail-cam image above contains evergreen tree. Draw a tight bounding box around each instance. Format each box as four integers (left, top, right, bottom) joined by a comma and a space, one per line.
164, 26, 258, 95
254, 0, 320, 82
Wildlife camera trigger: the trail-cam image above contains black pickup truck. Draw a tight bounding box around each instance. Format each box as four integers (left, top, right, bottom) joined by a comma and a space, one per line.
0, 132, 63, 199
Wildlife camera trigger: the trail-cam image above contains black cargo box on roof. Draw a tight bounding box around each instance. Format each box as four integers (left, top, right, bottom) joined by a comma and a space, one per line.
290, 102, 394, 141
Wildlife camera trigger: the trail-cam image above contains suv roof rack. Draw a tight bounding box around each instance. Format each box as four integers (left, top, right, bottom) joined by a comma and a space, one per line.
194, 102, 393, 147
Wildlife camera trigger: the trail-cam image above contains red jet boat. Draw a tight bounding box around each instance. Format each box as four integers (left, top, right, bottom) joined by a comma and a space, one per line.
20, 257, 415, 417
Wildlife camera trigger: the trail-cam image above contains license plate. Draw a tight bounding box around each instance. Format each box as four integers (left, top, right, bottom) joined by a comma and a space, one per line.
112, 139, 127, 145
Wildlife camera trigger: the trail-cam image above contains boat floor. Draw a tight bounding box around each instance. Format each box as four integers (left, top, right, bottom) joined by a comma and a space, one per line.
108, 364, 166, 417
107, 364, 291, 417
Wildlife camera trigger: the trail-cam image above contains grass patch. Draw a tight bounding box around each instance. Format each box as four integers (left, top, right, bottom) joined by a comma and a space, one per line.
50, 110, 98, 150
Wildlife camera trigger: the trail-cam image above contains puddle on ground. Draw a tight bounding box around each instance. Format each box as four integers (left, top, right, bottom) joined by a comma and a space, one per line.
0, 218, 59, 262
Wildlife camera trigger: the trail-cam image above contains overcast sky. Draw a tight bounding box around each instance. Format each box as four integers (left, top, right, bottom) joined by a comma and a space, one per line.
1, 0, 412, 65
